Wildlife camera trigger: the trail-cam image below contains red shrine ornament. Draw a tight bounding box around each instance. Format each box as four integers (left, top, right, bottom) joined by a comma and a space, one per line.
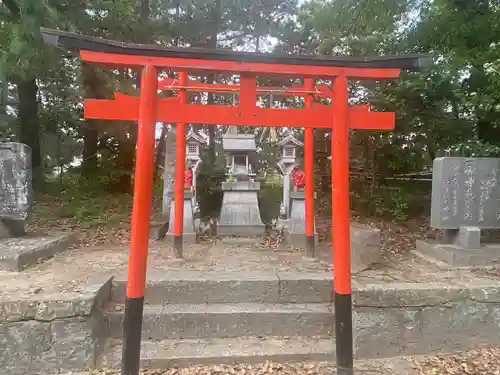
291, 166, 305, 189
184, 167, 193, 188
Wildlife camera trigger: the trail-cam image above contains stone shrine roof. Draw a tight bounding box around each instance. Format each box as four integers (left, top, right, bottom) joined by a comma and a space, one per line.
223, 134, 256, 152
276, 135, 303, 148
186, 130, 207, 145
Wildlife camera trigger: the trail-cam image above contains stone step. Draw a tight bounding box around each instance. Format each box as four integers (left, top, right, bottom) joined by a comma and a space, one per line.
100, 336, 335, 368
106, 303, 334, 340
111, 271, 333, 304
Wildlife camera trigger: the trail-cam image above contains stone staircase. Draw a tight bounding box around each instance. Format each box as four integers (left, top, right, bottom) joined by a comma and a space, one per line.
99, 271, 336, 368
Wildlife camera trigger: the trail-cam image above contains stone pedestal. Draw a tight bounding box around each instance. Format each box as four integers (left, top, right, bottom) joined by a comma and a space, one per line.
276, 217, 290, 231
218, 181, 265, 236
416, 226, 500, 266
314, 222, 381, 272
285, 191, 318, 248
0, 218, 25, 239
165, 190, 197, 244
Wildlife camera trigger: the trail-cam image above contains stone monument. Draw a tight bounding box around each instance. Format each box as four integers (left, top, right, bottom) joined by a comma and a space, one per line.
218, 127, 265, 236
0, 142, 74, 271
416, 157, 500, 266
276, 135, 303, 231
0, 142, 31, 238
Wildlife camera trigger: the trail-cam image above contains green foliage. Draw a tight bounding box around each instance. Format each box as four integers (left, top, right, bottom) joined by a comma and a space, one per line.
258, 181, 282, 224
196, 157, 226, 219
6, 0, 500, 224
351, 182, 430, 221
33, 173, 133, 228
0, 0, 64, 80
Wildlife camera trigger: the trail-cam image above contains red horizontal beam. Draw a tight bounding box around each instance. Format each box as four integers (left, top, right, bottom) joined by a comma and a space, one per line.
84, 94, 394, 130
80, 50, 401, 79
158, 77, 333, 98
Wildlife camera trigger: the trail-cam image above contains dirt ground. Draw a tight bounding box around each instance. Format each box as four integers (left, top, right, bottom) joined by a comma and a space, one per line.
1, 237, 498, 302
60, 348, 500, 375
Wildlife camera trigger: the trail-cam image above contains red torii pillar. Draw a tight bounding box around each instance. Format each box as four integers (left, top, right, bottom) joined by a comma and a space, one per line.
123, 65, 157, 375
173, 72, 188, 258
304, 78, 316, 257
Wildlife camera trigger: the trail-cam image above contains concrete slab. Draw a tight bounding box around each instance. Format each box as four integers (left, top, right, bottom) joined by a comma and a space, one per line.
105, 302, 334, 339
100, 336, 336, 368
164, 232, 197, 245
416, 239, 500, 266
220, 237, 261, 246
285, 232, 319, 248
218, 224, 266, 236
111, 271, 333, 304
0, 233, 75, 271
316, 223, 381, 273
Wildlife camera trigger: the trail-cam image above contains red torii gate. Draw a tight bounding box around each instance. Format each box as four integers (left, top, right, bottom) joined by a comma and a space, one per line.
41, 27, 429, 375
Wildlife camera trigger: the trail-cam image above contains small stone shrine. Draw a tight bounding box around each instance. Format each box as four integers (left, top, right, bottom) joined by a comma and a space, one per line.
165, 131, 205, 244
276, 135, 303, 230
218, 127, 265, 236
417, 157, 500, 266
0, 142, 74, 271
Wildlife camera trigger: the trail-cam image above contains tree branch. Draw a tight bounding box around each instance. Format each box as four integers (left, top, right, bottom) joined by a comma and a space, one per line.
2, 0, 20, 19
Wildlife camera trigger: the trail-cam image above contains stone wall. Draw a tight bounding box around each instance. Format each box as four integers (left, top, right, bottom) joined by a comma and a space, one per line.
3, 276, 500, 372
0, 277, 112, 375
353, 282, 500, 359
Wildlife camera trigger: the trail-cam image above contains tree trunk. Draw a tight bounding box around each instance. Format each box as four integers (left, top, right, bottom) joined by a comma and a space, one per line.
315, 128, 330, 195
206, 74, 216, 164
115, 68, 137, 194
113, 0, 151, 193
154, 124, 168, 180
82, 121, 99, 175
15, 76, 42, 189
114, 123, 136, 194
80, 64, 107, 177
205, 0, 219, 164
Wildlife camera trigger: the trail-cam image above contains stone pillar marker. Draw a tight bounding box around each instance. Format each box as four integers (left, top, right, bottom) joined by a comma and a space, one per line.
0, 142, 32, 238
162, 127, 176, 218
218, 127, 265, 237
165, 189, 197, 244
286, 177, 319, 248
0, 142, 74, 271
164, 130, 206, 244
276, 135, 303, 230
417, 157, 500, 265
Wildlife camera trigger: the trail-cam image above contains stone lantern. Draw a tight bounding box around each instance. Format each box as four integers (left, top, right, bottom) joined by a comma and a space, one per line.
276, 135, 303, 228
185, 130, 206, 197
218, 127, 265, 236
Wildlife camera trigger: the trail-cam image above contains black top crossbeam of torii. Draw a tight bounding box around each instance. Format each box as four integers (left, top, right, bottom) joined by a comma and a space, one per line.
41, 27, 431, 71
